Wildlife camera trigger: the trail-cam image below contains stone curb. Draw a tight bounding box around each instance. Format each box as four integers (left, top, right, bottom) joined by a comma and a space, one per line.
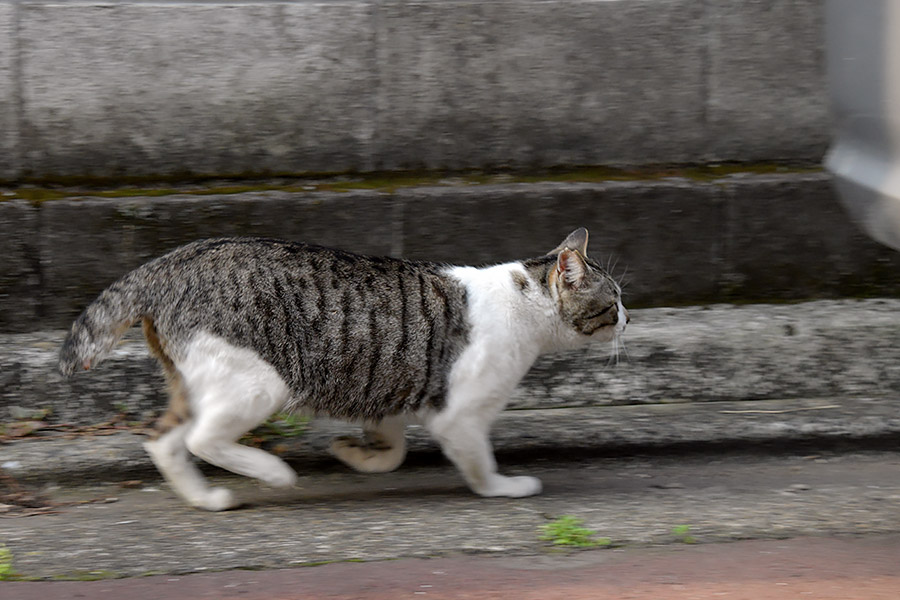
3, 396, 899, 486
4, 299, 900, 423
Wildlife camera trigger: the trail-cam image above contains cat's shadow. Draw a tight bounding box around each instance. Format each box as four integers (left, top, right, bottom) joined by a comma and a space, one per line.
238, 482, 472, 510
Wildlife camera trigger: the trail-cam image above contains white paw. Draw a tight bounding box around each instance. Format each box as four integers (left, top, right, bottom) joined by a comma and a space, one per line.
143, 439, 169, 465
262, 465, 299, 488
476, 475, 543, 498
330, 436, 364, 464
330, 436, 361, 451
193, 487, 239, 511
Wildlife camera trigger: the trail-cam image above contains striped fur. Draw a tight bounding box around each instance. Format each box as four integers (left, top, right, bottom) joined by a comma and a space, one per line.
60, 238, 469, 422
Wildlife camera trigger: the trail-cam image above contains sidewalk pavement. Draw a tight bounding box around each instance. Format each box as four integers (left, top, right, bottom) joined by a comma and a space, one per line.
8, 535, 900, 600
2, 426, 899, 580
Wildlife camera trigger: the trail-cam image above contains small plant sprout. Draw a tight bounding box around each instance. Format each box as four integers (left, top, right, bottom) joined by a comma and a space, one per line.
261, 412, 307, 438
539, 515, 612, 548
672, 524, 697, 544
0, 544, 15, 581
241, 412, 308, 447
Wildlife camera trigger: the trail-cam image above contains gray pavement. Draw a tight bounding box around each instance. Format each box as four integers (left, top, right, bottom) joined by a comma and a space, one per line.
2, 394, 900, 580
7, 535, 900, 600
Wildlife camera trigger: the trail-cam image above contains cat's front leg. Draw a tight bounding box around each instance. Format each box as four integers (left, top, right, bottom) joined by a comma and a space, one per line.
427, 411, 542, 498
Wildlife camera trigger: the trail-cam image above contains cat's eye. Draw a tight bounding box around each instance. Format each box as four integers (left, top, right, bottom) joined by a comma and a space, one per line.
586, 304, 616, 320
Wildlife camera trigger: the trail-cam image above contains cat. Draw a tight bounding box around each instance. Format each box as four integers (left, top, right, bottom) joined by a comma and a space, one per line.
59, 228, 628, 511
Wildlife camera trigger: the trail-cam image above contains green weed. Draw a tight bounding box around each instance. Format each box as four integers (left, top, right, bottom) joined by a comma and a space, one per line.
539, 515, 612, 548
241, 412, 308, 447
672, 524, 697, 544
0, 545, 16, 581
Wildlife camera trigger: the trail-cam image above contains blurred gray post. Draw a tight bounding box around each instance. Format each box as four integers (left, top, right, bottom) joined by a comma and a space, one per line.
825, 0, 900, 250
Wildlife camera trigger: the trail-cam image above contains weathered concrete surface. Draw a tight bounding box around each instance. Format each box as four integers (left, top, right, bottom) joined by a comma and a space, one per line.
518, 299, 900, 409
0, 1, 16, 180
3, 300, 900, 424
0, 200, 39, 331
721, 174, 899, 298
374, 0, 709, 169
18, 2, 376, 177
4, 172, 900, 332
0, 0, 826, 178
707, 1, 828, 161
2, 449, 899, 579
399, 179, 726, 304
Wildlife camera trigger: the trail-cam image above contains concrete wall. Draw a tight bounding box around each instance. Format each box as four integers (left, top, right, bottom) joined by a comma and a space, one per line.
1, 0, 878, 337
0, 0, 827, 179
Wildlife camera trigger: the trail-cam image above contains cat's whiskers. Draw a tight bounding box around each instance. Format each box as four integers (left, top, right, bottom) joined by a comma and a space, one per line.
618, 335, 630, 363
605, 254, 621, 277
606, 333, 629, 367
607, 337, 619, 367
615, 265, 630, 289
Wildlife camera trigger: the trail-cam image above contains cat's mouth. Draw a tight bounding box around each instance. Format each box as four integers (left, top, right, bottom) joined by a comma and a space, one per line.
577, 320, 617, 337
583, 322, 617, 336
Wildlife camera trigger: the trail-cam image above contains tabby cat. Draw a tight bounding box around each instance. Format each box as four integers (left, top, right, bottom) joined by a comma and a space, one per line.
59, 228, 628, 510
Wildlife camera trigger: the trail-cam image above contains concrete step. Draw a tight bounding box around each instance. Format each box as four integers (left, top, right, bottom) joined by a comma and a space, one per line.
5, 172, 900, 333
3, 299, 900, 425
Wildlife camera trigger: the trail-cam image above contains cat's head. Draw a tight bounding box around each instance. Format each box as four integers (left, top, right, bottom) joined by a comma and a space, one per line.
544, 228, 628, 344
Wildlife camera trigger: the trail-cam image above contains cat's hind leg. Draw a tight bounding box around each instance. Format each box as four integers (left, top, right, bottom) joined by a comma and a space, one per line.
143, 323, 239, 511
181, 335, 298, 495
184, 402, 299, 492
144, 422, 239, 511
330, 416, 407, 473
146, 333, 298, 510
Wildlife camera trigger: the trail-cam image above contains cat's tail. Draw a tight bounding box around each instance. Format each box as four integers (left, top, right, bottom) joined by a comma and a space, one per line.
58, 276, 146, 377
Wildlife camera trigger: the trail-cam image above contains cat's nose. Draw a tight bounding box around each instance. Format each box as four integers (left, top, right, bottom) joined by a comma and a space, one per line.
624, 308, 630, 324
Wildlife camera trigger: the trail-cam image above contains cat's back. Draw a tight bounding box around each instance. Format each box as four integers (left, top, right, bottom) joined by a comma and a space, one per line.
144, 236, 384, 279
141, 237, 471, 419
142, 236, 437, 299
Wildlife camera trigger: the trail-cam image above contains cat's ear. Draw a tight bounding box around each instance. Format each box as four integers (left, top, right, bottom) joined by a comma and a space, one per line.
547, 228, 589, 257
556, 248, 588, 288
